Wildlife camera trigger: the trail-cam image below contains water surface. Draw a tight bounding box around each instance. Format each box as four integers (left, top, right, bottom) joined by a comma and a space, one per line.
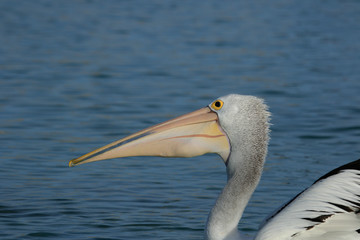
1, 0, 360, 239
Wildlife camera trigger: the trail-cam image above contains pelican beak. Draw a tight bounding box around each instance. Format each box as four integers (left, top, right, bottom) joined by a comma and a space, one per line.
69, 107, 230, 167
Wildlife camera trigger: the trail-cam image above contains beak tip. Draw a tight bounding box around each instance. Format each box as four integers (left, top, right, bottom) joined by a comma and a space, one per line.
69, 160, 76, 167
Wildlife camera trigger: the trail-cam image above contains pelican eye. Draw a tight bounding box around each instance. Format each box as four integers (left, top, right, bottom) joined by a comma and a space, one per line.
211, 100, 224, 110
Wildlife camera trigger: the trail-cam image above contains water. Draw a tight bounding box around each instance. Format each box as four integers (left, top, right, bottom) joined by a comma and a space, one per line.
1, 0, 360, 239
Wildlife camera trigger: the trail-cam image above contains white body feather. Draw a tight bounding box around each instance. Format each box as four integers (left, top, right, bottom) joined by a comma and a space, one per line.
256, 169, 360, 240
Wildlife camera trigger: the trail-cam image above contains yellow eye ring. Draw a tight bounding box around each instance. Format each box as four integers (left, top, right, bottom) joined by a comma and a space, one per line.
211, 99, 224, 110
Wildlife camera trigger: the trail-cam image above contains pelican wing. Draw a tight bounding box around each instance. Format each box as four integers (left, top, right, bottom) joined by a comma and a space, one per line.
255, 159, 360, 240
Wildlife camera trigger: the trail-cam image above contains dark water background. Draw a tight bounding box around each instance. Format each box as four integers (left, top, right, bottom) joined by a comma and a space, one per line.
1, 0, 360, 239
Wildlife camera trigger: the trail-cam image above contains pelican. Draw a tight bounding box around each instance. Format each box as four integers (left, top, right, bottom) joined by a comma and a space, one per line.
69, 94, 360, 240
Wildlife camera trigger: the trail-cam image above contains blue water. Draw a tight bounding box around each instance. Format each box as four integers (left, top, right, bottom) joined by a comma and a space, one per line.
1, 0, 360, 239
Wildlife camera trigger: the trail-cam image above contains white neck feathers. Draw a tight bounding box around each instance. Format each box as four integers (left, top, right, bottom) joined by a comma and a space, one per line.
205, 95, 270, 240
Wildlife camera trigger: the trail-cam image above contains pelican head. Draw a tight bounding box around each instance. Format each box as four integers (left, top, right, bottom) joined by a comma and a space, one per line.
69, 94, 269, 169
